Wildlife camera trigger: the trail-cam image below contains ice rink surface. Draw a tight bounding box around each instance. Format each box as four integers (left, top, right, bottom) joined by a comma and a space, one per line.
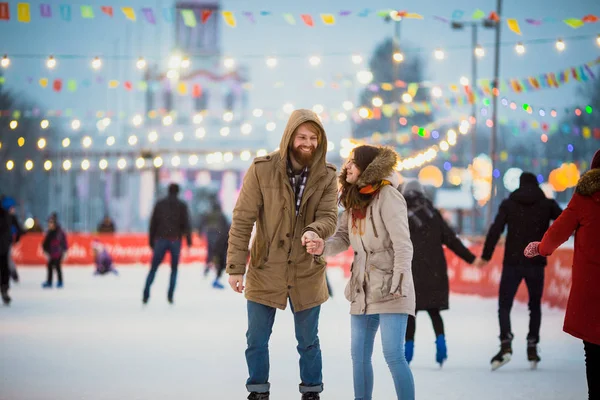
0, 266, 587, 400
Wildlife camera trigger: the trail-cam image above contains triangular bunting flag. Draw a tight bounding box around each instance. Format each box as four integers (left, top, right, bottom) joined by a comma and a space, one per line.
17, 2, 31, 22
142, 7, 155, 24
563, 18, 584, 28
40, 4, 52, 18
321, 14, 335, 25
222, 11, 236, 27
301, 14, 314, 26
101, 6, 113, 17
0, 3, 9, 21
201, 9, 212, 23
283, 13, 296, 25
81, 6, 94, 19
121, 7, 136, 21
181, 9, 196, 27
507, 19, 522, 35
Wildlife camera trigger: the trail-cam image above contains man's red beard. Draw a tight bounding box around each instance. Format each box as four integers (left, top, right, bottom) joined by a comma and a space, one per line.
291, 144, 316, 167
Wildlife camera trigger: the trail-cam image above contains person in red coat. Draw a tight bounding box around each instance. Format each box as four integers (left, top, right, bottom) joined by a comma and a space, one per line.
524, 149, 600, 400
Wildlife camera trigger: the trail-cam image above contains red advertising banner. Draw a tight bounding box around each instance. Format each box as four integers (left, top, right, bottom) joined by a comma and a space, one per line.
13, 234, 572, 309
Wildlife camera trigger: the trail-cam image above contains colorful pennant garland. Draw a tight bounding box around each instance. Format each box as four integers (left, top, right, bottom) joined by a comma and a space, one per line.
0, 3, 597, 33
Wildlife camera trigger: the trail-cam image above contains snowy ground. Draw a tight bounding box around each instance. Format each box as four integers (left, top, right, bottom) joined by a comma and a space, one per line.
0, 266, 587, 400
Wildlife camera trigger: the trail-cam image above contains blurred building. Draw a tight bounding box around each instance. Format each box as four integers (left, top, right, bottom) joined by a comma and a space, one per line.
46, 0, 267, 232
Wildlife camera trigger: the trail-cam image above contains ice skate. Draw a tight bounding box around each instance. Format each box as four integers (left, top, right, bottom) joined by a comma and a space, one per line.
405, 340, 414, 364
435, 334, 447, 367
301, 393, 320, 400
247, 392, 269, 400
527, 341, 541, 370
212, 279, 225, 289
1, 285, 11, 306
491, 336, 513, 371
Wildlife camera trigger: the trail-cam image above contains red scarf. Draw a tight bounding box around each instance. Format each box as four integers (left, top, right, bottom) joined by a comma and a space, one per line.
350, 179, 391, 234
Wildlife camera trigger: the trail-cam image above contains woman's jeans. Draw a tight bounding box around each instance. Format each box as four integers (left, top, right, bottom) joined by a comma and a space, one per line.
351, 313, 415, 400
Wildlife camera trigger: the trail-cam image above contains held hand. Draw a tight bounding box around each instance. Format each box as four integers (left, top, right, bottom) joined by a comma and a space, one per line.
473, 257, 487, 268
228, 275, 245, 293
524, 242, 541, 258
306, 238, 325, 256
301, 231, 320, 246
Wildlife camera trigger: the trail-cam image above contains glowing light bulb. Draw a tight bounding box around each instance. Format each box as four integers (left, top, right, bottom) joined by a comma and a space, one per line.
46, 55, 57, 69
224, 57, 235, 69
434, 48, 445, 60
475, 45, 485, 58
308, 56, 321, 66
266, 57, 278, 68
555, 39, 565, 52
91, 56, 102, 70
40, 119, 49, 129
136, 57, 147, 70
515, 42, 525, 55
393, 52, 404, 63
1, 54, 9, 68
351, 54, 363, 64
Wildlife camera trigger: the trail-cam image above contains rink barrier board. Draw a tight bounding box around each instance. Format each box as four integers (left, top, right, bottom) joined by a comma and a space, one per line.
13, 234, 572, 309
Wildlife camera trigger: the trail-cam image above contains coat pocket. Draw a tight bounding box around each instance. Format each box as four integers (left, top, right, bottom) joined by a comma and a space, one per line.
344, 264, 358, 302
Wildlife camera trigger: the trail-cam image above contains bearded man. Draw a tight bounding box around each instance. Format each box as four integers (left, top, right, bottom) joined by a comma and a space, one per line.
226, 109, 338, 400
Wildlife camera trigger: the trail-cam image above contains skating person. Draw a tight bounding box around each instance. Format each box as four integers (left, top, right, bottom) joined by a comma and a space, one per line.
42, 215, 68, 289
0, 202, 12, 305
226, 109, 338, 400
480, 172, 562, 370
2, 197, 24, 283
198, 199, 230, 289
401, 180, 481, 367
92, 240, 118, 275
308, 145, 416, 400
143, 183, 192, 304
524, 149, 600, 398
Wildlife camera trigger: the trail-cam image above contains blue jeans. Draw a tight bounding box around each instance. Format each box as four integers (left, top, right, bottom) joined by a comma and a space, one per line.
143, 238, 181, 299
245, 300, 323, 394
351, 313, 415, 400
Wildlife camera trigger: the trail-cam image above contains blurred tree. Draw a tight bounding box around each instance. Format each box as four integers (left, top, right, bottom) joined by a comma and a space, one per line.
353, 38, 434, 157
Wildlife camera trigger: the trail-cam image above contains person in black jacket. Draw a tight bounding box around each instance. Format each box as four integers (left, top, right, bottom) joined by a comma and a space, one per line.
480, 172, 562, 370
0, 204, 13, 305
42, 216, 68, 288
198, 199, 230, 289
402, 180, 480, 366
1, 196, 24, 283
143, 183, 192, 304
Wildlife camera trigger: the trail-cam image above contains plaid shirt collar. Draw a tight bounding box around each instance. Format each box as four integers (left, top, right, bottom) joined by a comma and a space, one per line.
287, 157, 310, 216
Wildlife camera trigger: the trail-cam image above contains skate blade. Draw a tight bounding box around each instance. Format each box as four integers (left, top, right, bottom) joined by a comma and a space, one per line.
491, 354, 511, 371
529, 361, 538, 370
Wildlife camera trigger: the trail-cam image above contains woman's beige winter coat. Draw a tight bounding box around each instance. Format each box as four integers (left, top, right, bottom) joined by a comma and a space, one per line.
323, 148, 415, 316
226, 109, 339, 312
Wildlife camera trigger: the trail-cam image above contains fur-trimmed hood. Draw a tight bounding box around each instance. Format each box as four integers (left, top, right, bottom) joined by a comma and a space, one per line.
576, 168, 600, 197
357, 147, 398, 187
340, 147, 399, 188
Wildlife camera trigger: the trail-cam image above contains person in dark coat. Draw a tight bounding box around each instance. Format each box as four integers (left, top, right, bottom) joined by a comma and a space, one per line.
143, 183, 192, 304
0, 203, 13, 305
97, 215, 116, 233
402, 180, 479, 366
2, 196, 24, 283
524, 149, 600, 399
42, 216, 68, 289
198, 199, 230, 289
480, 171, 562, 370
